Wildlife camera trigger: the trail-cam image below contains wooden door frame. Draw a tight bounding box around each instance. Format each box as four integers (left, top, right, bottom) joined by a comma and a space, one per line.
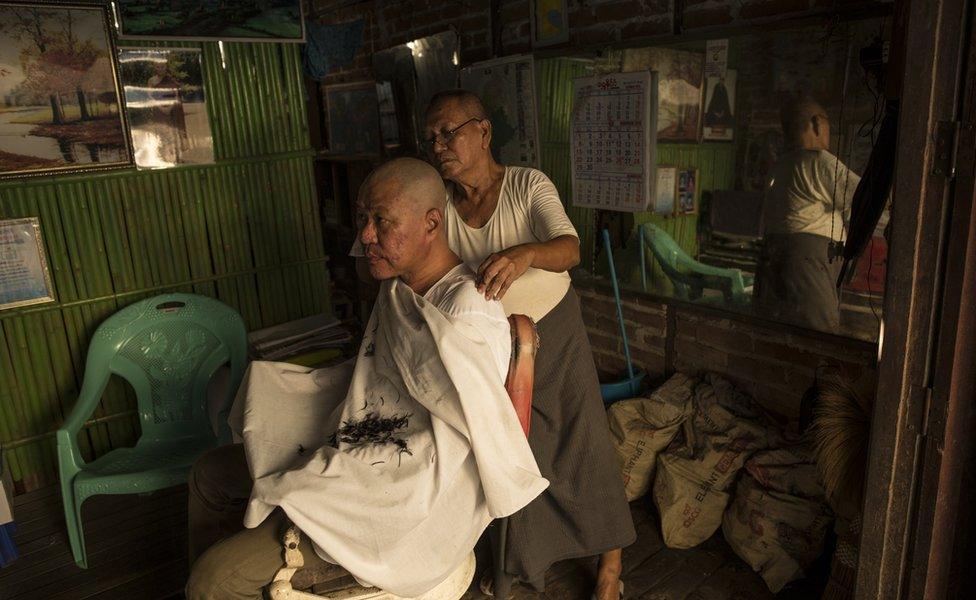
857, 0, 974, 597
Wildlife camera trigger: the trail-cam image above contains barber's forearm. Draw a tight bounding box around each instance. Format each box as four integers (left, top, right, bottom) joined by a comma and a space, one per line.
525, 235, 580, 272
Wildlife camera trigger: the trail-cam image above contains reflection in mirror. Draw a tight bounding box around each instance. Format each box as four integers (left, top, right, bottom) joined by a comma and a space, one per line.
410, 31, 459, 145
578, 18, 889, 342
371, 30, 459, 152
373, 43, 417, 151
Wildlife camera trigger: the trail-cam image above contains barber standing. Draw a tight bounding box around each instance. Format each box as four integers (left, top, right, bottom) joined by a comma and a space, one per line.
757, 96, 861, 333
421, 90, 634, 600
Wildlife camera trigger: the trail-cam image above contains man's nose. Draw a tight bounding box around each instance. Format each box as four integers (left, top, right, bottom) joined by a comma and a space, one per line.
360, 220, 377, 244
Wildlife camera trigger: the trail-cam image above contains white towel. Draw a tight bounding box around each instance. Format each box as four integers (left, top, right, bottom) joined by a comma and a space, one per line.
238, 278, 548, 597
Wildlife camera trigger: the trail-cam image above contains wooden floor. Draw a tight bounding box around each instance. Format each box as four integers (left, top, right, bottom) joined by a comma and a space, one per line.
0, 485, 826, 599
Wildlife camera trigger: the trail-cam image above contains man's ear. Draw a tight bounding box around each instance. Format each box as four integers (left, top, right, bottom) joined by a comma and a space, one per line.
481, 119, 492, 150
811, 115, 824, 138
426, 207, 443, 235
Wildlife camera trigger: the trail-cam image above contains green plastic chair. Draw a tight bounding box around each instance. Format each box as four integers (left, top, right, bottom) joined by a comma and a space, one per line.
56, 293, 247, 568
638, 222, 754, 304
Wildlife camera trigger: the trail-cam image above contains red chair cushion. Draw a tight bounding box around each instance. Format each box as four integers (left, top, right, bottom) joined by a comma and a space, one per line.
504, 315, 537, 438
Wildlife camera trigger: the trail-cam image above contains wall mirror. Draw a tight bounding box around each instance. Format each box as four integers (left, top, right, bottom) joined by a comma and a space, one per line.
372, 30, 459, 154
567, 17, 890, 343
363, 18, 889, 343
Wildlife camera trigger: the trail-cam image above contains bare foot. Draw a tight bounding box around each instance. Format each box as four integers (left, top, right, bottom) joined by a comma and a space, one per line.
594, 548, 624, 600
593, 577, 622, 600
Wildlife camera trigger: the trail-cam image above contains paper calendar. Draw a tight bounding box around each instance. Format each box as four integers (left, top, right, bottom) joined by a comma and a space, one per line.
570, 71, 658, 212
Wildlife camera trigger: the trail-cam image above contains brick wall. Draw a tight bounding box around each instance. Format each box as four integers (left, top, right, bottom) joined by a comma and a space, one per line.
577, 283, 877, 425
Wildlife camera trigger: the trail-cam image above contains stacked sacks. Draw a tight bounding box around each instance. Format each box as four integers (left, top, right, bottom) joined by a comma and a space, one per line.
607, 373, 695, 501
653, 374, 773, 549
722, 439, 833, 593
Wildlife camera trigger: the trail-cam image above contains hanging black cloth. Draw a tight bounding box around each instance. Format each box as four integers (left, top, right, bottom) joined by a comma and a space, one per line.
302, 18, 365, 81
837, 100, 899, 286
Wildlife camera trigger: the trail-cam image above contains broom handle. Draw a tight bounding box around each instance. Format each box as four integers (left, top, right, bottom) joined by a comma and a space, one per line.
602, 229, 635, 380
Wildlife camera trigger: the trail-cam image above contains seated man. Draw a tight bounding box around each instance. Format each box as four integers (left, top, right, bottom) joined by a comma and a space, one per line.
186, 158, 548, 599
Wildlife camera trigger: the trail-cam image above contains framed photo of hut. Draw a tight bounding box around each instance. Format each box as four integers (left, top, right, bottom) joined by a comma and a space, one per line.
622, 48, 703, 142
115, 0, 305, 43
119, 47, 215, 169
676, 167, 699, 215
702, 70, 736, 141
0, 2, 132, 179
324, 82, 381, 157
0, 218, 55, 310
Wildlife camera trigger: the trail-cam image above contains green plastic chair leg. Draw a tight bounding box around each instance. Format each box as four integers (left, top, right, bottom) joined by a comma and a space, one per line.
62, 486, 88, 568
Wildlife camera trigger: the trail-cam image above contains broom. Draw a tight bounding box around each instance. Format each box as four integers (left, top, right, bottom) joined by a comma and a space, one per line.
805, 367, 874, 600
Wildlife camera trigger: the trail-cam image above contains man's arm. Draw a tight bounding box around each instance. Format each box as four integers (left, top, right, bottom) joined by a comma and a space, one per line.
476, 235, 579, 300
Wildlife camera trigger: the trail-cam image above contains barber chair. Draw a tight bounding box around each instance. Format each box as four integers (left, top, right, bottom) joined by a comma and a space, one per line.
268, 314, 539, 600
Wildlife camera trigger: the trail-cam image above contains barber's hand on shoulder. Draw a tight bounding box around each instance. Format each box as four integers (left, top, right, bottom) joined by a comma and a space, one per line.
477, 245, 536, 301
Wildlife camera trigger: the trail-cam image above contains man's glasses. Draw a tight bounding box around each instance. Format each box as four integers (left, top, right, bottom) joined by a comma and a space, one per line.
421, 117, 483, 153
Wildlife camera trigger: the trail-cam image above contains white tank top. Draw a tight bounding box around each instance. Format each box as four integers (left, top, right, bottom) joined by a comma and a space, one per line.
444, 166, 578, 321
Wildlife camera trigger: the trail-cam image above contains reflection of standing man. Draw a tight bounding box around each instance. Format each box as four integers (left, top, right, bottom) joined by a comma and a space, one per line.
148, 64, 188, 155
757, 96, 861, 333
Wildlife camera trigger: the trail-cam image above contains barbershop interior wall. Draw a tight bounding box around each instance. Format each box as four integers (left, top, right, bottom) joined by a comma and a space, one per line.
311, 0, 884, 423
535, 57, 734, 287
732, 17, 886, 189
0, 43, 329, 494
310, 0, 892, 85
313, 0, 887, 282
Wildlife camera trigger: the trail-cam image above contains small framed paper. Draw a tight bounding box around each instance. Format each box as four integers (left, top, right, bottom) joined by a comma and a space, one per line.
375, 81, 400, 149
0, 218, 55, 310
324, 82, 381, 157
532, 0, 570, 48
655, 166, 677, 216
677, 168, 699, 215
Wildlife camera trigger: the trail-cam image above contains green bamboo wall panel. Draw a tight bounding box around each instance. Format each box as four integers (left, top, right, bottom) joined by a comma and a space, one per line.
536, 57, 735, 290
0, 43, 328, 493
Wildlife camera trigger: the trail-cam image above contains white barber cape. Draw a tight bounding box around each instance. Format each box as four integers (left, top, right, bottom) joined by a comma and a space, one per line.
236, 266, 549, 597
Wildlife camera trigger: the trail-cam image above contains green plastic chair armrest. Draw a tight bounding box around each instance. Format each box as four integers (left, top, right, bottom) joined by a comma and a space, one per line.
640, 223, 751, 301
57, 365, 112, 474
60, 370, 111, 437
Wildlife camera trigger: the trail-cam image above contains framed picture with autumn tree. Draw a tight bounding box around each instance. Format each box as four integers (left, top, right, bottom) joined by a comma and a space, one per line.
0, 2, 132, 178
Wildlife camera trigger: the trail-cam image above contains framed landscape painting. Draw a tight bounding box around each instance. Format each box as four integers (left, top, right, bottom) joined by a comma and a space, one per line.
116, 0, 305, 43
0, 2, 132, 178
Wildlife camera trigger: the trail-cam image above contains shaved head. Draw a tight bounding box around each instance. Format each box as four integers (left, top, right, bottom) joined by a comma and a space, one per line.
360, 157, 446, 214
781, 96, 829, 148
425, 89, 487, 121
356, 157, 455, 285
